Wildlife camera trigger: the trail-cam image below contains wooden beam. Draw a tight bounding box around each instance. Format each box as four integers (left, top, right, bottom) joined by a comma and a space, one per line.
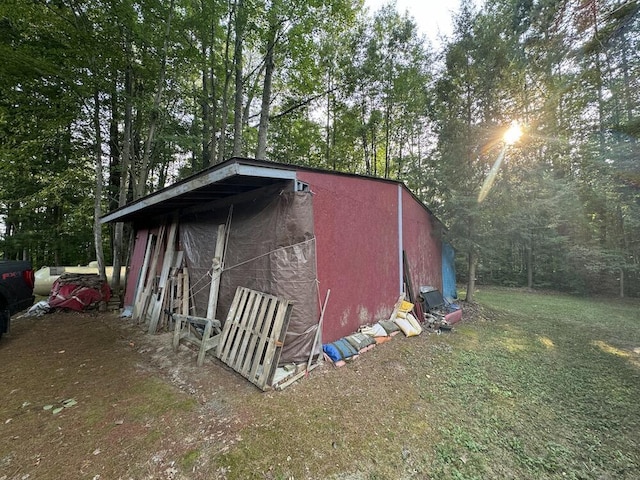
307, 289, 330, 372
182, 268, 190, 315
132, 232, 154, 317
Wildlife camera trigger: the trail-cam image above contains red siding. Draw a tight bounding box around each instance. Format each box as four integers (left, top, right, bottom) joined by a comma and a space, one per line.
401, 188, 442, 295
297, 172, 399, 342
123, 169, 443, 346
298, 172, 442, 343
124, 228, 149, 305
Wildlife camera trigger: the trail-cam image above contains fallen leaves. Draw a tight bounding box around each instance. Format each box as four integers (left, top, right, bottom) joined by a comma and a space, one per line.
43, 398, 78, 415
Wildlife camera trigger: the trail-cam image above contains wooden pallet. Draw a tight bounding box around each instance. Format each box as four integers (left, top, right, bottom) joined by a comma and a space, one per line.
216, 287, 293, 391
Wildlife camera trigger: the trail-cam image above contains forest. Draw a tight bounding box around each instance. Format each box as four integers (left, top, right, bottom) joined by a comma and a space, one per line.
0, 0, 638, 298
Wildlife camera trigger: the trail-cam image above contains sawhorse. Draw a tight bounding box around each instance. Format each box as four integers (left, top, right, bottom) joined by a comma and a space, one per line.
170, 313, 221, 366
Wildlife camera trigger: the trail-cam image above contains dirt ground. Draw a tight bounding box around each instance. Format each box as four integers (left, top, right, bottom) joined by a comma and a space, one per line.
1, 305, 487, 480
0, 309, 263, 480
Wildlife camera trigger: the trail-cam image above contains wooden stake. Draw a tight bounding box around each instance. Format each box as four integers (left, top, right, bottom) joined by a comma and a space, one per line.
307, 288, 330, 373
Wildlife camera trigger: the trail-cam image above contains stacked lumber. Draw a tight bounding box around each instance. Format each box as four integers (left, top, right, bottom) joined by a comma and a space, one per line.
132, 220, 192, 333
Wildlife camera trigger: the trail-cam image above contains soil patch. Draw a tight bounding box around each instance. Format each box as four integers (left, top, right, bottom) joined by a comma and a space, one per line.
0, 310, 258, 479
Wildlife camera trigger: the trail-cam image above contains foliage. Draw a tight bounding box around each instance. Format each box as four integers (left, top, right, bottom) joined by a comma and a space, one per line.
0, 0, 638, 295
438, 0, 640, 297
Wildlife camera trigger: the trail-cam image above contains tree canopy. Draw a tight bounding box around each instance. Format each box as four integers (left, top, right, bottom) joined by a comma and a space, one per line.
1, 0, 638, 297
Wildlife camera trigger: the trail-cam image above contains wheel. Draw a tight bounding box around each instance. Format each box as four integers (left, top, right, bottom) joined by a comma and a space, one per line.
0, 304, 10, 338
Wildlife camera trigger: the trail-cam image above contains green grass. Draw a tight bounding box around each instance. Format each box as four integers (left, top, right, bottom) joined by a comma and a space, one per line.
217, 288, 640, 479
422, 288, 640, 479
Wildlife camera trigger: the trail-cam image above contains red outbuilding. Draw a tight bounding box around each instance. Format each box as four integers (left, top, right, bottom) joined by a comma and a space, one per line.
102, 157, 449, 366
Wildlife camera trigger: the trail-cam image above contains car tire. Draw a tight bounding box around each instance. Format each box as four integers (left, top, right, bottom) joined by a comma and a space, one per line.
0, 304, 10, 338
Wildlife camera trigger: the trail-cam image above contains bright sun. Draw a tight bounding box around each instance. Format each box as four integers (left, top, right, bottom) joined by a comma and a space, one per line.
503, 122, 523, 145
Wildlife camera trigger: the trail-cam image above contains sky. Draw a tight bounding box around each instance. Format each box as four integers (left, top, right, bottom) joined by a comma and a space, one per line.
363, 0, 468, 45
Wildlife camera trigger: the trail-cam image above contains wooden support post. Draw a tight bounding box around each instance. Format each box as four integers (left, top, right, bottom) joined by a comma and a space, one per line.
176, 271, 183, 315
206, 224, 226, 320
182, 268, 190, 315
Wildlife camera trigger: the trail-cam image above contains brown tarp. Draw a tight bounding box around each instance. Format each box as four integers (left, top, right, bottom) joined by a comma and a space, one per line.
179, 188, 319, 365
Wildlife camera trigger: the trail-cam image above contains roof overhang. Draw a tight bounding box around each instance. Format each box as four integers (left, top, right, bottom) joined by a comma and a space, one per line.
101, 158, 297, 224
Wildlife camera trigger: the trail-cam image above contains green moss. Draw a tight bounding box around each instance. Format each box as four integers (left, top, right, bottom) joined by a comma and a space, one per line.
179, 449, 201, 471
127, 377, 197, 421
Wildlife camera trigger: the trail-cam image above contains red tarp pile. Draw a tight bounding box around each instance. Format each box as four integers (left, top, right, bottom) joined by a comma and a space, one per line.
48, 273, 111, 311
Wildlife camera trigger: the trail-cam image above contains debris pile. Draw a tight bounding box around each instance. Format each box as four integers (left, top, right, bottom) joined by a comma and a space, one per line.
322, 290, 462, 368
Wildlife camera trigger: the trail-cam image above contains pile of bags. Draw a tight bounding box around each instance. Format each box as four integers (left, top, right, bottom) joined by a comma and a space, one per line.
322, 298, 422, 367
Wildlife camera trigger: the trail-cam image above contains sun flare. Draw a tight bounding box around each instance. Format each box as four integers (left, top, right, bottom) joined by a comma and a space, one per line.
503, 122, 523, 145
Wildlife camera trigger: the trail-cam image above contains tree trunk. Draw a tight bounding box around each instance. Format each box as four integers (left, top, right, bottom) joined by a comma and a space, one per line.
231, 0, 245, 157
372, 127, 377, 176
325, 68, 332, 168
256, 25, 276, 159
136, 0, 175, 198
243, 59, 267, 139
204, 0, 217, 167
384, 87, 391, 179
209, 62, 218, 165
93, 89, 107, 287
466, 249, 477, 302
619, 268, 624, 299
111, 52, 134, 297
620, 32, 632, 124
397, 136, 403, 179
108, 85, 120, 213
526, 241, 533, 289
216, 7, 235, 165
361, 101, 370, 174
201, 57, 211, 169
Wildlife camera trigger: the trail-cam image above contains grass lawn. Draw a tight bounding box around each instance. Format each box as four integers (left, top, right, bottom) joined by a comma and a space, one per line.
424, 288, 640, 479
219, 288, 640, 479
3, 289, 638, 479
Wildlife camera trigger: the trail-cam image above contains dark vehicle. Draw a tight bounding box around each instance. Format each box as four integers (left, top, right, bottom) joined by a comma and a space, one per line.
0, 260, 35, 338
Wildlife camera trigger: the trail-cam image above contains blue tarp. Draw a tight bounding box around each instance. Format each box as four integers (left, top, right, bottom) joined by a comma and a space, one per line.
442, 241, 457, 299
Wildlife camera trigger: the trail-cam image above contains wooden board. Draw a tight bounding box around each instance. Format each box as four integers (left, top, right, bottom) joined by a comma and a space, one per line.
216, 287, 293, 391
402, 250, 423, 321
132, 233, 154, 317
148, 220, 178, 333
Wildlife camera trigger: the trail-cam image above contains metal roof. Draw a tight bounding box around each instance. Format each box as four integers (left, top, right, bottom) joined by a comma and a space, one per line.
100, 158, 298, 224
101, 156, 444, 229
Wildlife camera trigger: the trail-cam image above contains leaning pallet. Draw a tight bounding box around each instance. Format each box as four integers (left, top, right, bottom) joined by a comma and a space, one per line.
215, 286, 293, 391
